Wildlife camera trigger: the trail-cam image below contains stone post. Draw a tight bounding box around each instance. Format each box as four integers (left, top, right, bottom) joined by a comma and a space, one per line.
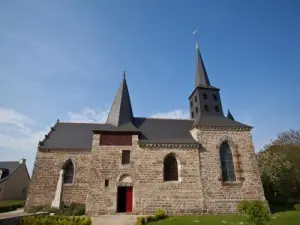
51, 169, 64, 209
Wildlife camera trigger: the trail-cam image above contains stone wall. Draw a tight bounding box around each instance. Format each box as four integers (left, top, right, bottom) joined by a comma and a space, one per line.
25, 149, 90, 211
191, 127, 267, 213
86, 134, 204, 215
25, 126, 266, 215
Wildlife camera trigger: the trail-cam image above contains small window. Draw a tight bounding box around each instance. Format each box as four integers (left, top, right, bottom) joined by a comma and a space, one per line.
215, 105, 220, 112
122, 150, 130, 164
194, 95, 197, 102
190, 101, 193, 107
191, 111, 194, 118
63, 160, 74, 184
105, 180, 109, 187
203, 93, 208, 100
204, 105, 209, 112
195, 107, 198, 113
164, 154, 178, 181
213, 94, 218, 101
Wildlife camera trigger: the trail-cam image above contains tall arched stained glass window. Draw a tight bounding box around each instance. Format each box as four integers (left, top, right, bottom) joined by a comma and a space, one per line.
220, 142, 236, 182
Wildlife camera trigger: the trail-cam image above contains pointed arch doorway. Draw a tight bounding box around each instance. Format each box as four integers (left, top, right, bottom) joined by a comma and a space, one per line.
117, 174, 133, 213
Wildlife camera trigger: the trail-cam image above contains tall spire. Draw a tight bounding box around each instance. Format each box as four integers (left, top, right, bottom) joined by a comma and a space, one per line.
106, 72, 134, 127
193, 29, 210, 87
227, 110, 235, 121
195, 41, 210, 87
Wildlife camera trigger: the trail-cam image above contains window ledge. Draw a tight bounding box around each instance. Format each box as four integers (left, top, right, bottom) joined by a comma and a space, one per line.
163, 180, 181, 183
63, 183, 74, 186
221, 181, 243, 186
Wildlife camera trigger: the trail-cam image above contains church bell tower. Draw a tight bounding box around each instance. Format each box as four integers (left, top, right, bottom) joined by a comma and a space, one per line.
189, 41, 224, 126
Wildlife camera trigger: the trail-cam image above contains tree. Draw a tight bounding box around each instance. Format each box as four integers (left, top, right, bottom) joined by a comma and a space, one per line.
267, 129, 300, 147
258, 129, 300, 204
258, 151, 296, 197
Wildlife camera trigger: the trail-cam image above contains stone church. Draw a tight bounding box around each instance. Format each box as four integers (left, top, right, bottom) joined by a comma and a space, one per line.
25, 42, 266, 215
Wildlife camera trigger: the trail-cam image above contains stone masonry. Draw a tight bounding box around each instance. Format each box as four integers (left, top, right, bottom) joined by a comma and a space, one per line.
25, 149, 90, 210
25, 127, 266, 215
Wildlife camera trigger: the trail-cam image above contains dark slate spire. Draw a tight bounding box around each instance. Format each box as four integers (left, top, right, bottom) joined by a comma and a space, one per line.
195, 42, 211, 87
227, 110, 235, 121
106, 71, 135, 127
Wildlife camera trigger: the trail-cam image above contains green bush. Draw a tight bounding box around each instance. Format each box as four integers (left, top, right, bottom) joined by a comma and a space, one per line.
154, 208, 167, 220
60, 203, 86, 216
294, 203, 300, 211
0, 200, 25, 213
237, 200, 270, 225
136, 209, 167, 225
27, 203, 85, 216
21, 215, 92, 225
136, 216, 146, 225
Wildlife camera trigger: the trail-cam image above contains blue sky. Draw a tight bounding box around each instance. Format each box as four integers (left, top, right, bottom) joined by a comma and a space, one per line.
0, 0, 299, 174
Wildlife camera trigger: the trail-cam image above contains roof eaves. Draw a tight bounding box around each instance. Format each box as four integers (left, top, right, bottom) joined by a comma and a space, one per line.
39, 119, 60, 147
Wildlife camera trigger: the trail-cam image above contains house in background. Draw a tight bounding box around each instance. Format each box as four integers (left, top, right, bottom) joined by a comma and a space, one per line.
0, 159, 30, 201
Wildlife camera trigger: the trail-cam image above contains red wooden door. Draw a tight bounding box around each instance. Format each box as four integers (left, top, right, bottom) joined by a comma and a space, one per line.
125, 187, 133, 212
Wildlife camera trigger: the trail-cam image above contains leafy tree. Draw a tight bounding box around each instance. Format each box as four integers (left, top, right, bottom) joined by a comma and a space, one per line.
258, 129, 300, 207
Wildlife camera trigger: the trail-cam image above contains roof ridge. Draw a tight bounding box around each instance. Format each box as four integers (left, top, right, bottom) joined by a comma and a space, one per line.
0, 161, 19, 163
134, 117, 192, 121
59, 121, 105, 125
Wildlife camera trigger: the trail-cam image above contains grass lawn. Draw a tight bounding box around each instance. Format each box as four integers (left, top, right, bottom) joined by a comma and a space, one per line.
0, 200, 25, 213
151, 211, 300, 225
0, 200, 25, 207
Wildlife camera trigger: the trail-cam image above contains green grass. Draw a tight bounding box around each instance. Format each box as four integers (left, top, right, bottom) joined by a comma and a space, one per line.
150, 211, 300, 225
0, 200, 25, 213
0, 200, 25, 207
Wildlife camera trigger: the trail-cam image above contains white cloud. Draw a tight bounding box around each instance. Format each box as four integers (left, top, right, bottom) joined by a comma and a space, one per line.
0, 107, 47, 150
151, 109, 189, 119
67, 107, 109, 123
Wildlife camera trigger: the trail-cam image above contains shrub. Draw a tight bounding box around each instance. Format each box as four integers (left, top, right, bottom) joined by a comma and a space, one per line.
154, 208, 167, 220
294, 203, 300, 211
147, 215, 158, 222
0, 200, 25, 213
237, 200, 270, 225
21, 215, 92, 225
59, 203, 85, 216
136, 216, 146, 225
27, 204, 52, 213
27, 203, 85, 216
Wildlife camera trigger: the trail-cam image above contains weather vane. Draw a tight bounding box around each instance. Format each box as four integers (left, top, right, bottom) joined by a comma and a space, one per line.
193, 29, 199, 48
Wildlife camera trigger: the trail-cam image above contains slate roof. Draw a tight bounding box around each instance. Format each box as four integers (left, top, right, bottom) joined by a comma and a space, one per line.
39, 115, 250, 149
106, 72, 137, 131
0, 161, 21, 183
227, 110, 235, 121
195, 42, 211, 88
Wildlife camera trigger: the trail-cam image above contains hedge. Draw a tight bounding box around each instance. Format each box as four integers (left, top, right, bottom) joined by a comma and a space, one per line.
0, 200, 25, 213
136, 209, 167, 225
28, 203, 85, 216
21, 215, 92, 225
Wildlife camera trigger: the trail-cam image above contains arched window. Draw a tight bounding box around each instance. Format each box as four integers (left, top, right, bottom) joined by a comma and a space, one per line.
164, 154, 178, 181
63, 160, 74, 184
220, 142, 236, 182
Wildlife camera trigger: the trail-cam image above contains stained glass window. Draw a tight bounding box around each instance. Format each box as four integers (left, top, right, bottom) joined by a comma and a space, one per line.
164, 154, 178, 181
220, 142, 236, 182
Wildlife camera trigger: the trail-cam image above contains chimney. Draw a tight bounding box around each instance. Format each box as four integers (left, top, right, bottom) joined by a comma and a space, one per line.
19, 158, 26, 165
